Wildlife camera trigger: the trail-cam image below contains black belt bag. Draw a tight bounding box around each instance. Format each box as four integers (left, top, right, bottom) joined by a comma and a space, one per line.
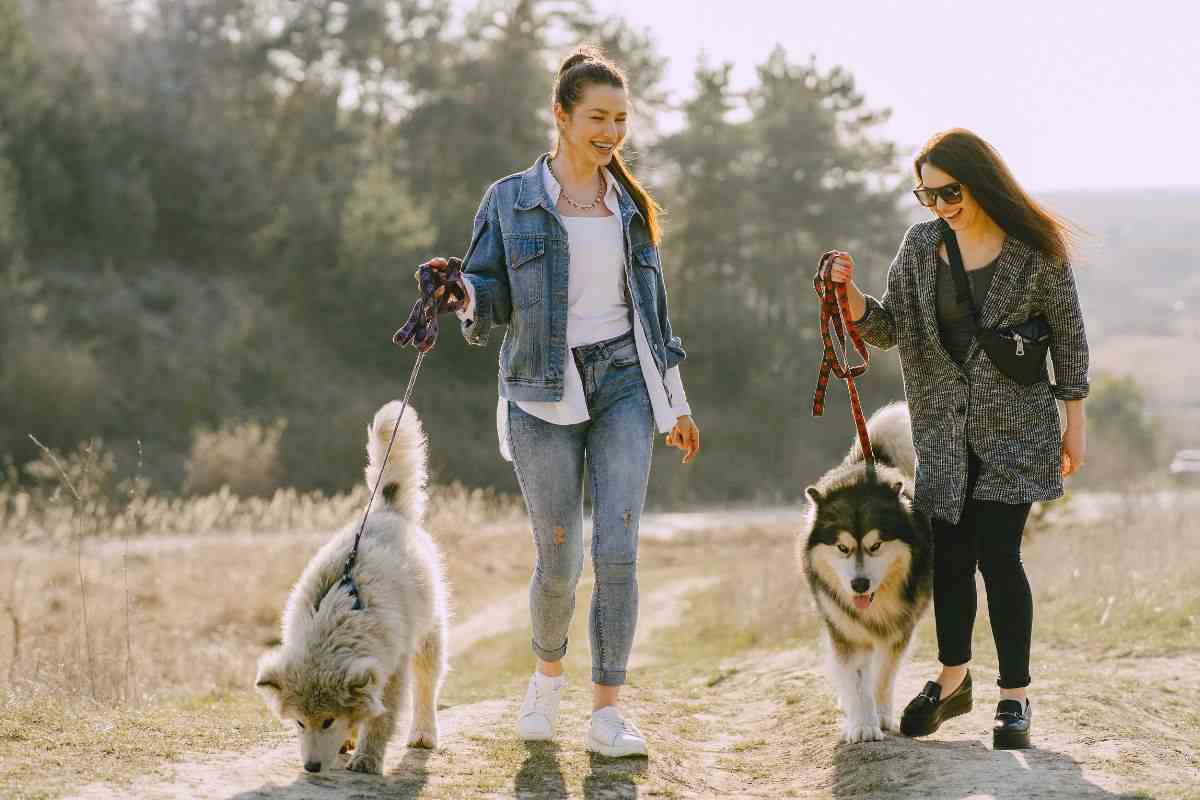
943, 222, 1051, 386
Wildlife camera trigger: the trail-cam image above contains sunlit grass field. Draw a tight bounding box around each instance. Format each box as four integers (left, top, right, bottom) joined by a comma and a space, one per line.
1, 482, 1197, 798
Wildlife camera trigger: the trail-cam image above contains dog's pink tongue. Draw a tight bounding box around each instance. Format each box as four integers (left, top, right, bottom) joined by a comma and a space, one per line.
852, 595, 872, 611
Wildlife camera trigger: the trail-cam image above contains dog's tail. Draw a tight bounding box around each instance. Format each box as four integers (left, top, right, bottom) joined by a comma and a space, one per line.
847, 402, 916, 481
364, 401, 428, 520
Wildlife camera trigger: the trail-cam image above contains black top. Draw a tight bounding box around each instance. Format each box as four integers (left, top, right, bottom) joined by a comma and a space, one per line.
936, 256, 998, 364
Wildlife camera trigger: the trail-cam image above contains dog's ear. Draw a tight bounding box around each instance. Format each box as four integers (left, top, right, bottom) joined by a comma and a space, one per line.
805, 486, 823, 505
347, 657, 386, 718
255, 649, 287, 718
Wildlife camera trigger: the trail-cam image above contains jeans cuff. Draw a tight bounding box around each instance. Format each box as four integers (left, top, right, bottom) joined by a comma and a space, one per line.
938, 652, 971, 668
592, 668, 626, 686
532, 638, 568, 663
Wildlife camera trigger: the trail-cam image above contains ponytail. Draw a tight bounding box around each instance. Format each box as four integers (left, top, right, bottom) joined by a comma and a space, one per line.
606, 149, 663, 245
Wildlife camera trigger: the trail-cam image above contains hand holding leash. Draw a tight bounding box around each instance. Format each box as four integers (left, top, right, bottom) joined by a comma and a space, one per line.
813, 250, 874, 467
393, 257, 468, 352
417, 257, 468, 313
821, 251, 855, 284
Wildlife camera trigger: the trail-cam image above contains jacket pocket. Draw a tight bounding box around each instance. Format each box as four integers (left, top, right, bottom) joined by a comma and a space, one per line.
504, 234, 546, 308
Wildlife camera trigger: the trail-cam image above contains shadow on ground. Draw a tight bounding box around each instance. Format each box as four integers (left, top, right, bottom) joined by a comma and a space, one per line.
832, 737, 1149, 800
227, 747, 432, 799
513, 741, 648, 799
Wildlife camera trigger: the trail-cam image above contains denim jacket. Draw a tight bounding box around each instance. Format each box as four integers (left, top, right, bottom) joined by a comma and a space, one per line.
459, 154, 686, 402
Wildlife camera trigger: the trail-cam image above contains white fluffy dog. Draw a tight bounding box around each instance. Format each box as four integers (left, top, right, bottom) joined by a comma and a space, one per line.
255, 402, 449, 775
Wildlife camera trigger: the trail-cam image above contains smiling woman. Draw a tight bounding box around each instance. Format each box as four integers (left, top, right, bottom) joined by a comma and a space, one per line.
819, 127, 1091, 751
549, 51, 663, 243
405, 45, 701, 760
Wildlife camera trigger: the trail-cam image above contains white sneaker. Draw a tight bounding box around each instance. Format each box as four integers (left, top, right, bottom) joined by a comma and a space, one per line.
517, 671, 565, 741
586, 706, 648, 758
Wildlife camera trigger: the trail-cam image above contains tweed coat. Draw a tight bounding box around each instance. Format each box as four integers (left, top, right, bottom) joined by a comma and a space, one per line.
856, 219, 1089, 524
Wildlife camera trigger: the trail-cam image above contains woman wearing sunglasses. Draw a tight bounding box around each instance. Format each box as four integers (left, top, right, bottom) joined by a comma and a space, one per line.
821, 128, 1089, 749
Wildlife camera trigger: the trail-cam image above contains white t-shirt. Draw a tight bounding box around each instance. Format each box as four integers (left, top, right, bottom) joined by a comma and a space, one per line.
459, 161, 691, 460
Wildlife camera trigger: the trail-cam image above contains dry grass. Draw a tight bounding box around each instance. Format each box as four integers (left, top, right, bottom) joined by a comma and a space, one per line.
0, 479, 528, 798
0, 482, 525, 704
182, 418, 288, 497
0, 689, 283, 800
677, 491, 1200, 664
0, 479, 523, 544
0, 486, 1196, 799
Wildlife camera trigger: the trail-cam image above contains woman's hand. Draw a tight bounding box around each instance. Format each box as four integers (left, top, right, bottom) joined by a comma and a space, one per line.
413, 257, 467, 313
394, 256, 467, 351
823, 251, 856, 284
1061, 424, 1087, 477
666, 415, 700, 464
818, 250, 867, 322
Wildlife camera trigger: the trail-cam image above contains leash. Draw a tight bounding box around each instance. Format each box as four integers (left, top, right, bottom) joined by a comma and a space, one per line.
335, 350, 426, 611
812, 251, 874, 466
326, 258, 461, 612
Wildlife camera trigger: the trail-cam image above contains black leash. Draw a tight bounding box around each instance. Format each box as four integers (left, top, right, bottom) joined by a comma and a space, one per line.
326, 351, 426, 612
318, 257, 459, 612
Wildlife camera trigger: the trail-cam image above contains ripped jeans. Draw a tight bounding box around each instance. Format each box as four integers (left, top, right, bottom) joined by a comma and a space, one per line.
506, 331, 655, 686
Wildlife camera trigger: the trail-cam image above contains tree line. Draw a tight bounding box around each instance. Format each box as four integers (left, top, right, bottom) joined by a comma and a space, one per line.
0, 0, 912, 503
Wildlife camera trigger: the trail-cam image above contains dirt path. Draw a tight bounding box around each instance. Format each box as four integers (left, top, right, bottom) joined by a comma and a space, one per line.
67, 607, 1196, 800
59, 502, 1200, 800
655, 649, 1200, 799
63, 576, 719, 800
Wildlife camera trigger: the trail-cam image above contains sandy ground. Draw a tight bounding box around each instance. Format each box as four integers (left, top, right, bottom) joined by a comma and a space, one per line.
64, 600, 1199, 799
64, 647, 1198, 800
63, 576, 721, 800
58, 503, 1200, 799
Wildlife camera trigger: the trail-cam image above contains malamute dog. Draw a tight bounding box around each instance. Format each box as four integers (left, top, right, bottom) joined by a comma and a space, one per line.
255, 402, 449, 774
799, 402, 931, 743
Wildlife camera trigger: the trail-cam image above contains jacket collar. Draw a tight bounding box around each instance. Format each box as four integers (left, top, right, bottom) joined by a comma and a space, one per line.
514, 154, 637, 223
514, 154, 552, 212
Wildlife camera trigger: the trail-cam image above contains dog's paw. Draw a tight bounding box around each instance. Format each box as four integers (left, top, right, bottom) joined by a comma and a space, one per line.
878, 709, 898, 732
346, 752, 382, 774
407, 725, 438, 749
840, 719, 886, 744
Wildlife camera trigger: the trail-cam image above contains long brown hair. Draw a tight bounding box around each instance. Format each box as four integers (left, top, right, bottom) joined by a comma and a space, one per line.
552, 46, 663, 244
915, 129, 1073, 263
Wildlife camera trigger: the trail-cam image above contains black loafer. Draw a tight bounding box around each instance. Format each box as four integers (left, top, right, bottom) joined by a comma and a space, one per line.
900, 670, 973, 737
993, 699, 1032, 750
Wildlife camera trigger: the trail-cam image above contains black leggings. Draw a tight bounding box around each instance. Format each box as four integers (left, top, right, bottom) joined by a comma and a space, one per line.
933, 453, 1033, 689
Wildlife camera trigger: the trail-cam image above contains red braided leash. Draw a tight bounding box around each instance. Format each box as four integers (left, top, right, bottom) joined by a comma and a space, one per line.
812, 251, 874, 466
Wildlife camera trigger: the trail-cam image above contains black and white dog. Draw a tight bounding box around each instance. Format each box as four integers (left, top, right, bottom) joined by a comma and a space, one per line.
799, 403, 932, 743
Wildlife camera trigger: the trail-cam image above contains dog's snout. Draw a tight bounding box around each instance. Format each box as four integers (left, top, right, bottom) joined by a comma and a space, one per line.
850, 577, 870, 594
304, 761, 322, 773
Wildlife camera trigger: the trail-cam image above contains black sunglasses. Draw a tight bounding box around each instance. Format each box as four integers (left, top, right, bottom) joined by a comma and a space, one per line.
912, 183, 963, 207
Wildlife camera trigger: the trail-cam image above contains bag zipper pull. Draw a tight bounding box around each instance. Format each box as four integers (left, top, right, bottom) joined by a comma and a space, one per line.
1011, 332, 1025, 356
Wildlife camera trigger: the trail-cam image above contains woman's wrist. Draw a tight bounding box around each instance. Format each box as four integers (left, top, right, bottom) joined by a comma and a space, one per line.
1063, 399, 1086, 430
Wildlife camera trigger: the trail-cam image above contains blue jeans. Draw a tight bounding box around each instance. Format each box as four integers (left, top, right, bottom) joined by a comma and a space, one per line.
506, 331, 655, 686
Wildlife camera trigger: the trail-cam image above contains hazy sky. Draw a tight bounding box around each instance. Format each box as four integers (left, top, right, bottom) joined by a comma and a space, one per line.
461, 0, 1200, 192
